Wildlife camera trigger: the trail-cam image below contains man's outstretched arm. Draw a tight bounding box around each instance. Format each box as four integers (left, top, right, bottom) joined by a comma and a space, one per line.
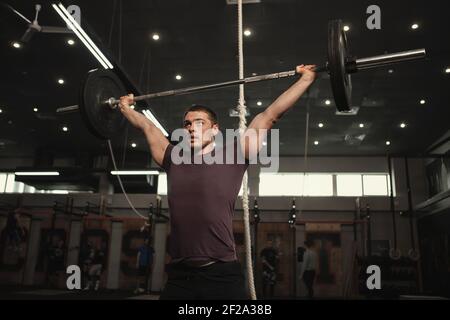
241, 65, 316, 158
119, 94, 169, 167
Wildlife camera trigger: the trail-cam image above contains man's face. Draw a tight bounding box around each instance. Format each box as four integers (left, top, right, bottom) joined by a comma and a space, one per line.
183, 111, 219, 149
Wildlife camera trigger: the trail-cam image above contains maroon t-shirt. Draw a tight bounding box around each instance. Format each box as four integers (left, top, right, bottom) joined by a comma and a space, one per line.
161, 140, 248, 263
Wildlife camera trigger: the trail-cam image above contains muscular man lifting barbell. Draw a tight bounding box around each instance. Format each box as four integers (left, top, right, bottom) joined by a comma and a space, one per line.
117, 65, 316, 300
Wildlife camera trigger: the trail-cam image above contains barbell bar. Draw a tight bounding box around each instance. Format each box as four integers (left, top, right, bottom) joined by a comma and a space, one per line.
56, 49, 425, 112
56, 20, 426, 140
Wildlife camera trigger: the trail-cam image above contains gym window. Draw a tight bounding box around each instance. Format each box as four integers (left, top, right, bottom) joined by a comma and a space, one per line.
362, 174, 390, 196
336, 174, 363, 196
259, 172, 391, 197
259, 173, 333, 196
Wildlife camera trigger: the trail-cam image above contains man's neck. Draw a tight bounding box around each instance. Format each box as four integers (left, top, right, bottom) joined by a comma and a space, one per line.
193, 141, 215, 155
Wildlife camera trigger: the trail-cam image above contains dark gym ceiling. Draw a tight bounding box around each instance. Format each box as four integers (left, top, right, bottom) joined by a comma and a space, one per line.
0, 0, 449, 167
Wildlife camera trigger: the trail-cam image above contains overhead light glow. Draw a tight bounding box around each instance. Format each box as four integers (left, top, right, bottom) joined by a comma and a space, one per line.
52, 3, 113, 69
244, 29, 252, 37
15, 171, 60, 176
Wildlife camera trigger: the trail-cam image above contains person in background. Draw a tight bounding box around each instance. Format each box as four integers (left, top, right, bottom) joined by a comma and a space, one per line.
260, 239, 279, 299
135, 238, 155, 294
5, 211, 26, 252
47, 238, 65, 288
84, 241, 106, 291
300, 239, 317, 299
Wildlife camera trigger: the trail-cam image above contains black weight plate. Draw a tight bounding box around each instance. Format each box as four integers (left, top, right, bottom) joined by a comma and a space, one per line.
328, 20, 352, 112
79, 69, 127, 139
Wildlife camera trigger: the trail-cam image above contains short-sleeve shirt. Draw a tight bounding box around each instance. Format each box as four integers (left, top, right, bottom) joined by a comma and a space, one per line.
161, 140, 248, 262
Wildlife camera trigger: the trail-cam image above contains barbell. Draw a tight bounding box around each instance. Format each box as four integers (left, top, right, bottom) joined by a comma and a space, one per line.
56, 20, 426, 140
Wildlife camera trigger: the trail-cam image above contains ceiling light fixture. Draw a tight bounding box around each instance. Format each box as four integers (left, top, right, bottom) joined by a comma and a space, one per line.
52, 3, 113, 69
110, 170, 159, 175
15, 171, 60, 176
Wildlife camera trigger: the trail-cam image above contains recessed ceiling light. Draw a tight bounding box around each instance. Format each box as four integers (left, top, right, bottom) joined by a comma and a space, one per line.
131, 142, 137, 148
400, 122, 407, 128
257, 101, 262, 106
33, 107, 38, 112
359, 123, 365, 128
388, 69, 394, 74
244, 29, 252, 37
343, 25, 350, 32
411, 23, 419, 30
325, 99, 331, 105
420, 99, 426, 105
152, 33, 160, 41
386, 140, 391, 146
62, 126, 68, 132
58, 78, 65, 85
175, 74, 182, 80
262, 141, 267, 146
445, 67, 450, 74
0, 108, 3, 113
314, 140, 319, 145
318, 123, 324, 128
67, 39, 75, 45
12, 42, 21, 49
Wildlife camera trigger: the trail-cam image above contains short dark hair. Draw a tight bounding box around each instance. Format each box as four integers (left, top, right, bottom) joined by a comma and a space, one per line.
184, 104, 218, 124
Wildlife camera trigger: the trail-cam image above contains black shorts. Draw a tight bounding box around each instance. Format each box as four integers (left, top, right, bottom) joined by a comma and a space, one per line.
159, 260, 248, 300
